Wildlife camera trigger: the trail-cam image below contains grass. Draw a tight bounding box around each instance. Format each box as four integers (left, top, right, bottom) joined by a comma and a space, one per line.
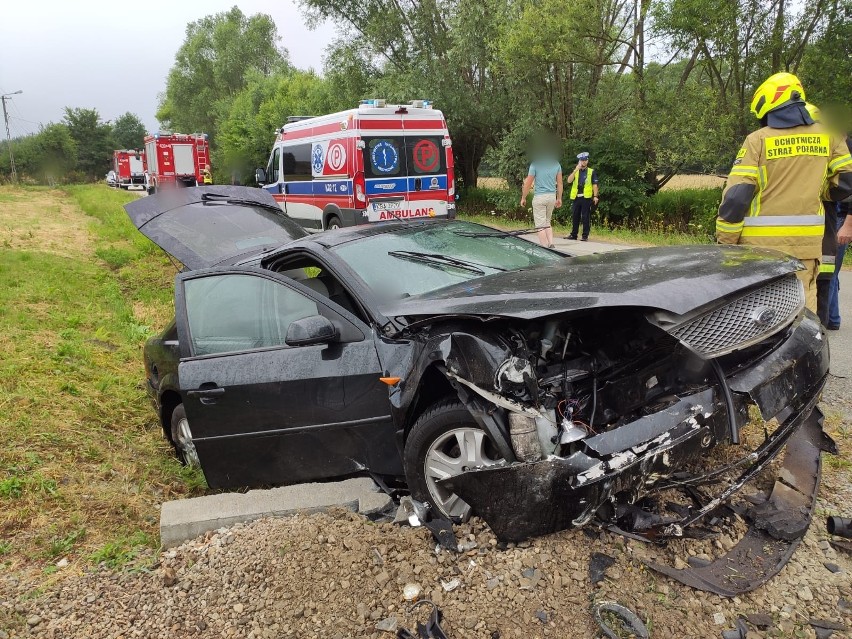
0, 184, 201, 578
457, 212, 706, 246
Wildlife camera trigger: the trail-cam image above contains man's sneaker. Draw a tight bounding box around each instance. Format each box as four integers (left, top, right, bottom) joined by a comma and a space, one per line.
581, 237, 588, 241
827, 323, 840, 330
565, 235, 578, 240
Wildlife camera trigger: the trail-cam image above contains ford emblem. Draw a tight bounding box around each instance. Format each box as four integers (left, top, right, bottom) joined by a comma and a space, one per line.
751, 306, 777, 328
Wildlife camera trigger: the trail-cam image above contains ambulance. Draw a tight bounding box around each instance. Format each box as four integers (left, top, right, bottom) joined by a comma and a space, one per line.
255, 100, 456, 231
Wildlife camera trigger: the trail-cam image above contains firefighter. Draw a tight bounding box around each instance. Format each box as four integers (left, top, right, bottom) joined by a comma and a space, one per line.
715, 72, 852, 312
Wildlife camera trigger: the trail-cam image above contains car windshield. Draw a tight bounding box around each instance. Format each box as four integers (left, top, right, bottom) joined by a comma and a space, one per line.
333, 221, 563, 299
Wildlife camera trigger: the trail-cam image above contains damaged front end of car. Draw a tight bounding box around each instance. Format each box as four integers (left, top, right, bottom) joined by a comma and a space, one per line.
399, 272, 828, 592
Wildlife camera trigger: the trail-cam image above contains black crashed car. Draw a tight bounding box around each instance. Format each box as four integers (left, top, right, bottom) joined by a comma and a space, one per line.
126, 186, 828, 543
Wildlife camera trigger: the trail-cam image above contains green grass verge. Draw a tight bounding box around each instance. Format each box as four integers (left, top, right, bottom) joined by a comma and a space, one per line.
457, 213, 707, 246
0, 185, 199, 577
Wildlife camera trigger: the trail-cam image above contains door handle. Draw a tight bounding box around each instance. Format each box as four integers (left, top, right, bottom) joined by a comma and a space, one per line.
187, 386, 225, 405
414, 177, 422, 191
187, 387, 225, 397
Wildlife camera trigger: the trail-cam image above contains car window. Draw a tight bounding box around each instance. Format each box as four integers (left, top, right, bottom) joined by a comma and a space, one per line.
333, 222, 563, 299
184, 274, 318, 356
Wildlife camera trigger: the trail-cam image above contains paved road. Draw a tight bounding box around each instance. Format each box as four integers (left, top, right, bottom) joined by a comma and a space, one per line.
520, 233, 632, 257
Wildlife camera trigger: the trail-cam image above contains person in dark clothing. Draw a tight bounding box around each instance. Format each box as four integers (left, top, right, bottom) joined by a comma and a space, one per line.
828, 132, 852, 329
565, 152, 599, 241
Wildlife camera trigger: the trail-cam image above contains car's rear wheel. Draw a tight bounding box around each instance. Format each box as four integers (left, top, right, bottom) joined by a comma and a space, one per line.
404, 398, 504, 520
326, 215, 341, 231
170, 404, 200, 467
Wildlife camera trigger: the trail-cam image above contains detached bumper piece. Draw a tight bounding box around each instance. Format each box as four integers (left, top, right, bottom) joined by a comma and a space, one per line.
442, 387, 731, 543
646, 406, 825, 596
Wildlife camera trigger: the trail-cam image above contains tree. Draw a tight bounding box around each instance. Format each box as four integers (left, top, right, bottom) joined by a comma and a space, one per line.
157, 6, 290, 140
653, 0, 837, 138
0, 124, 77, 183
301, 0, 512, 187
111, 112, 147, 150
62, 108, 113, 179
215, 69, 339, 183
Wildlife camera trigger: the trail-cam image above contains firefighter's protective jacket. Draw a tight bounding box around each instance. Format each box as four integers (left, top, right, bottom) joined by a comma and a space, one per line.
716, 123, 852, 260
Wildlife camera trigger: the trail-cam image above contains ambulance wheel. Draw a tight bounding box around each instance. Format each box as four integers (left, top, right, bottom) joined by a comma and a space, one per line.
326, 216, 342, 231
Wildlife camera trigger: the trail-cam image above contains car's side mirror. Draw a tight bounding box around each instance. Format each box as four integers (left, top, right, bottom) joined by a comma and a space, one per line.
285, 315, 339, 347
255, 168, 267, 185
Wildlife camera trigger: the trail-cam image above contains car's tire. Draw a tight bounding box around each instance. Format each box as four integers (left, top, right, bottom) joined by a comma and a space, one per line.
404, 398, 504, 520
326, 215, 342, 231
170, 404, 201, 468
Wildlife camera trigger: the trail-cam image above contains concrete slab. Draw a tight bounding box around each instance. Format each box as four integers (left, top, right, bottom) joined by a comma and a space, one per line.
160, 477, 393, 549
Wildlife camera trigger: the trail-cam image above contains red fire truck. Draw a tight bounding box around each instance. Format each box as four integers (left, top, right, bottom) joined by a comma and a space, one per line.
112, 149, 146, 189
143, 132, 211, 194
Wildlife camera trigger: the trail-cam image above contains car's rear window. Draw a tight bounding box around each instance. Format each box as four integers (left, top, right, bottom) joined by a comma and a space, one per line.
144, 203, 304, 266
333, 221, 562, 299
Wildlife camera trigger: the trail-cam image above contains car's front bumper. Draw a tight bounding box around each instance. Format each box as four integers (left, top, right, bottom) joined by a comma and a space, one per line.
442, 312, 829, 543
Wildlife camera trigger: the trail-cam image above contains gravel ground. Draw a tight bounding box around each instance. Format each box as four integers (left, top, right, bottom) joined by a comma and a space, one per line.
3, 350, 851, 638
3, 453, 852, 639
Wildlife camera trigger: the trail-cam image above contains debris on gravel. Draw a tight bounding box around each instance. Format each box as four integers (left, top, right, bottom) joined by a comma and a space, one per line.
3, 495, 852, 639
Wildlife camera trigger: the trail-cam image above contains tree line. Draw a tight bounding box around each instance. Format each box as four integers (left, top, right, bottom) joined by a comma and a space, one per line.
2, 1, 849, 222
0, 110, 146, 183
160, 1, 850, 221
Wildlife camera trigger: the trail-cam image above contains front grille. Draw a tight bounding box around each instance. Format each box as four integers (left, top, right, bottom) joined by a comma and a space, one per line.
669, 275, 804, 358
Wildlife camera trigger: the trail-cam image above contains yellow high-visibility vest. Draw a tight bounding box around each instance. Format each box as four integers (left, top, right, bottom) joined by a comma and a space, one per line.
571, 168, 594, 199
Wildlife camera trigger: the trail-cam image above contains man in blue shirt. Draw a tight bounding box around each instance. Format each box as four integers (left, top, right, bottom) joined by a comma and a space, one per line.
520, 152, 563, 248
565, 152, 599, 241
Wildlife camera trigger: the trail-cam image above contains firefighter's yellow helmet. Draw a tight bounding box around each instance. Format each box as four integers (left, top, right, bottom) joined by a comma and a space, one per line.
750, 72, 806, 120
804, 102, 820, 122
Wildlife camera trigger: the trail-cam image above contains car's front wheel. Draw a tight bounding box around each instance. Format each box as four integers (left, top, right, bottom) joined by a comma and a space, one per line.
326, 215, 341, 231
404, 398, 504, 520
170, 404, 201, 468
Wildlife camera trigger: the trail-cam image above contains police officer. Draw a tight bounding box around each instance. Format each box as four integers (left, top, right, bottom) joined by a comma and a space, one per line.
715, 72, 852, 312
565, 152, 599, 241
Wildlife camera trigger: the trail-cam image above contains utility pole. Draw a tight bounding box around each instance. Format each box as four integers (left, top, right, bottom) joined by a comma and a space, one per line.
1, 90, 23, 184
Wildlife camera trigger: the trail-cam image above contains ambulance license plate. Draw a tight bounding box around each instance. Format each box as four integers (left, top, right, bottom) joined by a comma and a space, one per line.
372, 201, 402, 211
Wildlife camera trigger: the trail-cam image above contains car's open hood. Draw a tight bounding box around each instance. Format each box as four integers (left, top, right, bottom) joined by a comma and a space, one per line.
379, 245, 802, 320
124, 186, 307, 270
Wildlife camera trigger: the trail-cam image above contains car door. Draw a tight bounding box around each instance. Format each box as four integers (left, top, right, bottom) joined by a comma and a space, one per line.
173, 266, 400, 489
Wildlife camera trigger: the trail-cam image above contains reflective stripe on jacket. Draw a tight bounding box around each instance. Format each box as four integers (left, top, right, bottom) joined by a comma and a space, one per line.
715, 122, 852, 260
570, 168, 594, 199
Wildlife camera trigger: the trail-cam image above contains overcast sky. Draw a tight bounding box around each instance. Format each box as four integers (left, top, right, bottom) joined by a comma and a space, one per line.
0, 0, 337, 138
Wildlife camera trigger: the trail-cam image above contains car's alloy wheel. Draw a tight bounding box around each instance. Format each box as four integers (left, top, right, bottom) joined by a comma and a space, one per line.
170, 404, 201, 468
404, 398, 504, 520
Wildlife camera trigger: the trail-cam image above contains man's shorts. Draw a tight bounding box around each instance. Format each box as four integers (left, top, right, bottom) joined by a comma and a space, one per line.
532, 194, 556, 227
